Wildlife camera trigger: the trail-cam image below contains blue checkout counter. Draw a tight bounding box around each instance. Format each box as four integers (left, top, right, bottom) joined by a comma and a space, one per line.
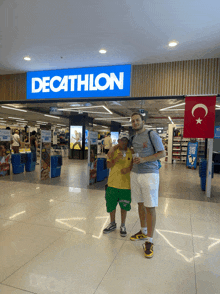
11, 153, 62, 178
199, 159, 214, 191
51, 155, 62, 178
96, 158, 109, 182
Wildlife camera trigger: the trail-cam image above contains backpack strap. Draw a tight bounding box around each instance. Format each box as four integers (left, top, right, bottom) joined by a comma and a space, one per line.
148, 130, 156, 153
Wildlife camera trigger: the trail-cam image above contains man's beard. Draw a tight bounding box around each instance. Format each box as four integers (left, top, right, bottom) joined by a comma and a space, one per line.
134, 124, 143, 131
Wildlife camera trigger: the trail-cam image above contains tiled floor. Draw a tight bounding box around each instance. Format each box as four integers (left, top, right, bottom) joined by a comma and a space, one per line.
0, 160, 220, 293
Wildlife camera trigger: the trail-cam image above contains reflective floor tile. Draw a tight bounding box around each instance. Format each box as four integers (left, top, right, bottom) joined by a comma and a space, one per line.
3, 231, 124, 294
0, 223, 68, 282
95, 241, 196, 294
195, 253, 220, 294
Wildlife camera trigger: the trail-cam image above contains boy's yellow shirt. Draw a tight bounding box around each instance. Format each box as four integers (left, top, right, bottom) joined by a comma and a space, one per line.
107, 148, 132, 190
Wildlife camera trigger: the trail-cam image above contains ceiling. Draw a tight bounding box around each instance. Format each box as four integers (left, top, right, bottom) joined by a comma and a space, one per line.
0, 0, 220, 130
0, 0, 220, 75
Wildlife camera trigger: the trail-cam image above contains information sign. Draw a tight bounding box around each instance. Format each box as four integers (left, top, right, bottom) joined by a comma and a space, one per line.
186, 142, 198, 169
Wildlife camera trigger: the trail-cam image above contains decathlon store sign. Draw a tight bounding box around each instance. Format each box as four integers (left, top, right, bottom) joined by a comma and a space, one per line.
26, 65, 131, 99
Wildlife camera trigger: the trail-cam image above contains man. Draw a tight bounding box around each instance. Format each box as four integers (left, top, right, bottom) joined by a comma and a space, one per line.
103, 132, 133, 237
104, 133, 112, 154
108, 113, 165, 258
12, 130, 21, 154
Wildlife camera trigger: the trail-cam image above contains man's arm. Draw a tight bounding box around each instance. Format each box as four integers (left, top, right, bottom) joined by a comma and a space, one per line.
134, 150, 165, 164
107, 144, 119, 159
107, 152, 123, 168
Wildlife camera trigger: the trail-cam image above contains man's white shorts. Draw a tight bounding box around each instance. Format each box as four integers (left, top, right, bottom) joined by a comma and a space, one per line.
130, 172, 159, 207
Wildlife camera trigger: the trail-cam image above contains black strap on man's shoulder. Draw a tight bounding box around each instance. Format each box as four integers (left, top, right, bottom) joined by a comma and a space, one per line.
148, 130, 156, 153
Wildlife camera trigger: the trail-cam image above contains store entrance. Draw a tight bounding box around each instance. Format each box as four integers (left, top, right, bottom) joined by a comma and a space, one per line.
0, 97, 219, 201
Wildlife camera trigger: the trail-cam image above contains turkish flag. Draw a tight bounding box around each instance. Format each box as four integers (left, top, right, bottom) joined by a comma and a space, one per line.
183, 96, 216, 138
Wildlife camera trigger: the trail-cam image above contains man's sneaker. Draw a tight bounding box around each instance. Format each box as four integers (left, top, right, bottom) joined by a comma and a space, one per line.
103, 223, 116, 234
142, 241, 154, 258
120, 226, 127, 237
130, 230, 148, 241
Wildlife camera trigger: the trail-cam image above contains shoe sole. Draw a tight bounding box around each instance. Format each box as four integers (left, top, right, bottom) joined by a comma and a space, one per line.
103, 228, 116, 234
120, 234, 127, 237
130, 237, 148, 241
144, 253, 154, 258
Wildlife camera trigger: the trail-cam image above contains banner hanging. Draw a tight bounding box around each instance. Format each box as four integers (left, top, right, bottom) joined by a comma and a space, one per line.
183, 96, 216, 138
87, 131, 98, 185
40, 130, 51, 180
0, 130, 11, 177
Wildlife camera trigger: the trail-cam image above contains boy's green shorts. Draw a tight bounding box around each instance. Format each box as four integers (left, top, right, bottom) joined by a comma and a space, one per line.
105, 186, 131, 213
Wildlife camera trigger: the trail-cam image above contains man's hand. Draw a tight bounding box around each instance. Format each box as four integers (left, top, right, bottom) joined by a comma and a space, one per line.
121, 167, 130, 174
114, 152, 123, 163
133, 157, 145, 164
107, 144, 119, 159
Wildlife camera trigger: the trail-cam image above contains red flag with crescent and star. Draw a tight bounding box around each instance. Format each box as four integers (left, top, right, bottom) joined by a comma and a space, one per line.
183, 96, 216, 138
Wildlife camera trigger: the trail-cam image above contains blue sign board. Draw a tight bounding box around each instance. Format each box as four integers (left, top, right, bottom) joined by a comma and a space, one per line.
0, 130, 11, 142
41, 130, 51, 143
49, 107, 62, 115
27, 65, 131, 100
214, 126, 220, 139
186, 142, 198, 169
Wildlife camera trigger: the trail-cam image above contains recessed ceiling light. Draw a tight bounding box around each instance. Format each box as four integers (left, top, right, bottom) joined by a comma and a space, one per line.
23, 56, 31, 61
99, 49, 107, 54
168, 40, 179, 47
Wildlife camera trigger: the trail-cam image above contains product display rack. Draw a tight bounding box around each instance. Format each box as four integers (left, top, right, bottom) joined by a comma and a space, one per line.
197, 138, 206, 161
163, 137, 168, 162
172, 128, 205, 164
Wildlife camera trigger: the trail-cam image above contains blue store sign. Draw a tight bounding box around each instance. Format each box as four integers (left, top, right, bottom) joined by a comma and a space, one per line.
214, 126, 220, 139
27, 65, 131, 100
186, 142, 198, 169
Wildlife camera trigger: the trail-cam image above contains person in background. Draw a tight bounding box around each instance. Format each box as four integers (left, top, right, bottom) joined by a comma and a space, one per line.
103, 132, 133, 237
30, 131, 39, 164
104, 133, 112, 155
12, 130, 20, 154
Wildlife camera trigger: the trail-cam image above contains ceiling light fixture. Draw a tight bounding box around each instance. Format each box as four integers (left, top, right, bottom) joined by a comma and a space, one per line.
23, 56, 31, 61
95, 117, 130, 121
99, 49, 107, 54
44, 114, 60, 119
2, 106, 27, 112
216, 104, 220, 108
58, 105, 113, 114
168, 40, 179, 47
102, 126, 109, 128
159, 102, 185, 111
8, 117, 24, 120
162, 109, 185, 111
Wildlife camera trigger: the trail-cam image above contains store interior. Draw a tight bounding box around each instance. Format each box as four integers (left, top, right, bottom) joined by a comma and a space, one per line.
0, 98, 220, 200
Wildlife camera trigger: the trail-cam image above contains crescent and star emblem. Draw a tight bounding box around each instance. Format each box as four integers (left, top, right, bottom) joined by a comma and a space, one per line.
191, 103, 208, 124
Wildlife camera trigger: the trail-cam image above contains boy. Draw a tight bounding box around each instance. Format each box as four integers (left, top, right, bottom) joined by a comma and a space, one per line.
103, 132, 133, 237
